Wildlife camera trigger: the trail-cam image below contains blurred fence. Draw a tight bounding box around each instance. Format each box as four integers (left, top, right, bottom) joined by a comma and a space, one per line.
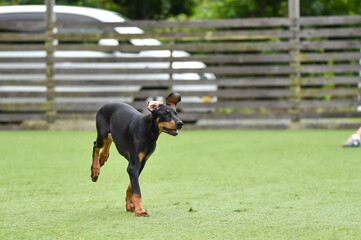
0, 11, 361, 129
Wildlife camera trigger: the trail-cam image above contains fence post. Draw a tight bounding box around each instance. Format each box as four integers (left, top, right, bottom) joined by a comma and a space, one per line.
288, 0, 301, 128
168, 27, 175, 93
45, 0, 56, 124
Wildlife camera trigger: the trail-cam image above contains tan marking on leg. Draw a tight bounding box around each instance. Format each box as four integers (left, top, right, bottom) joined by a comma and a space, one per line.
133, 194, 150, 217
99, 134, 113, 166
108, 133, 113, 141
125, 183, 135, 212
138, 152, 152, 163
91, 148, 100, 182
139, 152, 145, 162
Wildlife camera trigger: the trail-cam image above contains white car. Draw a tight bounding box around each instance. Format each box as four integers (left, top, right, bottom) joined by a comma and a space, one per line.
0, 5, 216, 109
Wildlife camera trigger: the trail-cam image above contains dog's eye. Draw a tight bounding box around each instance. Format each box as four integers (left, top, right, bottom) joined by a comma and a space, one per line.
166, 109, 170, 114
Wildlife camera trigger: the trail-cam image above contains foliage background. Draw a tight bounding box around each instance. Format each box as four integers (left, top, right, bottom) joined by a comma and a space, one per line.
0, 0, 360, 19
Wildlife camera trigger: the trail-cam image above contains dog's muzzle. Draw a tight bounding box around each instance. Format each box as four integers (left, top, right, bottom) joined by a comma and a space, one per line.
176, 121, 183, 130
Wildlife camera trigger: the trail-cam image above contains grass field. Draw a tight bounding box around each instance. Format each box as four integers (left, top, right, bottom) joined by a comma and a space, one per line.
1, 130, 361, 239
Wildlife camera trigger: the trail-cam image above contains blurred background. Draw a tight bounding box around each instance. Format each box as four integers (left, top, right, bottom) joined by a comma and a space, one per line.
0, 0, 360, 130
1, 0, 360, 19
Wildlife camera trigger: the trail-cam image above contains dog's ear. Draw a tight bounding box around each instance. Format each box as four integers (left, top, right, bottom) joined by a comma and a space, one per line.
147, 101, 163, 112
166, 92, 181, 111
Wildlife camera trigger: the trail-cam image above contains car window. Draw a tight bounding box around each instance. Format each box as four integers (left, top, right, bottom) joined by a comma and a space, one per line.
0, 12, 104, 33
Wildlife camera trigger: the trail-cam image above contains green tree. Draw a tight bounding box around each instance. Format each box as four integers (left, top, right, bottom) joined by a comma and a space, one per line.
190, 0, 361, 19
301, 0, 361, 16
1, 0, 360, 19
191, 0, 288, 19
113, 0, 195, 19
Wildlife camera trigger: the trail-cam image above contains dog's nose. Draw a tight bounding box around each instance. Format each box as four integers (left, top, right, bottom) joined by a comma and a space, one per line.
176, 121, 184, 129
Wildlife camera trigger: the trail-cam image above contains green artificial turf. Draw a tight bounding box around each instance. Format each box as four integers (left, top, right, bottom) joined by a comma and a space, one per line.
1, 130, 360, 239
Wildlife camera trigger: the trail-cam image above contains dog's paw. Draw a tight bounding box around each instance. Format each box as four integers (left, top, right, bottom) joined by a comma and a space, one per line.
134, 209, 150, 217
126, 203, 135, 212
90, 165, 100, 182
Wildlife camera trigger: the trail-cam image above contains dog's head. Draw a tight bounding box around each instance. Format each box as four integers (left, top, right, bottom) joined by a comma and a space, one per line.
147, 92, 183, 136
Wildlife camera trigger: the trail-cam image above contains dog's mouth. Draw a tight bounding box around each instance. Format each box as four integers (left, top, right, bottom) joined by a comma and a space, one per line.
162, 127, 178, 136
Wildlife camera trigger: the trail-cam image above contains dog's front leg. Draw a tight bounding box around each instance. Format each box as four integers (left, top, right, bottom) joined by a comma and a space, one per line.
125, 183, 135, 212
127, 156, 150, 217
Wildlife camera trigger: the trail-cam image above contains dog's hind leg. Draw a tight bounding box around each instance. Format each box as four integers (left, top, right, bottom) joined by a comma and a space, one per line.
91, 112, 110, 182
99, 133, 113, 166
91, 142, 101, 182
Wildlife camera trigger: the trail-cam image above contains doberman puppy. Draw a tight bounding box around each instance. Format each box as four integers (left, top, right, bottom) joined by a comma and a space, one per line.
91, 92, 183, 217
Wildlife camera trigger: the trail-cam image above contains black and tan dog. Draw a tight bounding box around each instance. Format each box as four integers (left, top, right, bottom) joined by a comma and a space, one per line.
91, 92, 183, 217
